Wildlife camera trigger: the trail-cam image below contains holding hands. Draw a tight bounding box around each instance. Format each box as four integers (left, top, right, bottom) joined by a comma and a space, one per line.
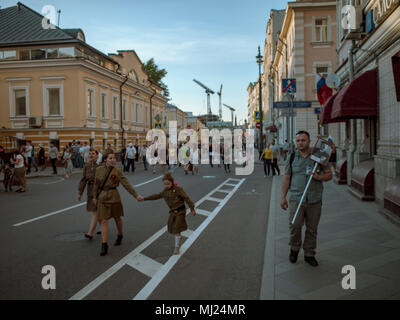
191, 209, 196, 216
136, 195, 144, 202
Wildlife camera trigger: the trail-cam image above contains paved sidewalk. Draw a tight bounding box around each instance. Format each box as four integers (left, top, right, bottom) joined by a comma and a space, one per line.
261, 175, 400, 300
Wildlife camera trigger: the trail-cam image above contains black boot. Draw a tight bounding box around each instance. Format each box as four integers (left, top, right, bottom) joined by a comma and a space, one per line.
305, 256, 319, 267
289, 250, 299, 263
114, 235, 123, 246
100, 243, 108, 256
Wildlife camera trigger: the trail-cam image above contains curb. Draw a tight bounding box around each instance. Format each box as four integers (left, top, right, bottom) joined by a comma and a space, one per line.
259, 175, 282, 299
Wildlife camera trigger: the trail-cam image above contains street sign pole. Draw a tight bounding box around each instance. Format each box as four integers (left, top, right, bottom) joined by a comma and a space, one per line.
290, 93, 295, 152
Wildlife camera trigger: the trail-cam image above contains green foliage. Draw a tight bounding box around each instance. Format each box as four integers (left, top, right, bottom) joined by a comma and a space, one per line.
142, 58, 169, 97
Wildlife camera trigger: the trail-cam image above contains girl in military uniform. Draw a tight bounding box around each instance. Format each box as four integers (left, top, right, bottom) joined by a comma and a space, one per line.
93, 152, 143, 256
78, 149, 100, 239
142, 173, 196, 255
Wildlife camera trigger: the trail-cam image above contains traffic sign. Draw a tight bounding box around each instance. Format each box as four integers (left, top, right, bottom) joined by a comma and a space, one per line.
273, 101, 312, 108
154, 122, 163, 129
256, 122, 261, 129
254, 111, 265, 121
314, 107, 321, 114
282, 78, 296, 94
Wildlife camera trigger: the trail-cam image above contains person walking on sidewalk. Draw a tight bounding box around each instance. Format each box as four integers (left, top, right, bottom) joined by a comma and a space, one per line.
49, 142, 59, 175
78, 149, 101, 240
259, 143, 273, 177
93, 151, 143, 256
270, 139, 281, 176
38, 144, 46, 171
125, 143, 136, 173
140, 144, 148, 171
10, 150, 26, 193
63, 146, 73, 179
280, 130, 332, 267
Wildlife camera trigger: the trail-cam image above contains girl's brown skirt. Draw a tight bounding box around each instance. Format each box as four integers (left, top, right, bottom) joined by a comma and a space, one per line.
97, 202, 124, 221
168, 208, 188, 234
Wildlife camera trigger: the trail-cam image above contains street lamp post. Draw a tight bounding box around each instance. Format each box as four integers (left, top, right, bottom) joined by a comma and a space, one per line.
256, 46, 264, 155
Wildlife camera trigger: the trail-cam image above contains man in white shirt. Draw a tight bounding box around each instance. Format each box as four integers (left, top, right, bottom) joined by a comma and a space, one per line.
125, 142, 137, 173
25, 141, 33, 174
81, 142, 90, 164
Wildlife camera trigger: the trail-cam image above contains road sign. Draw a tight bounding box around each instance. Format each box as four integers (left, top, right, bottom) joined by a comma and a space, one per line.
256, 122, 261, 129
314, 107, 321, 114
254, 111, 265, 121
154, 122, 163, 129
282, 78, 296, 94
273, 101, 312, 108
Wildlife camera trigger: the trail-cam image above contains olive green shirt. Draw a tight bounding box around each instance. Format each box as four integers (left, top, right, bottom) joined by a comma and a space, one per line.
284, 149, 330, 204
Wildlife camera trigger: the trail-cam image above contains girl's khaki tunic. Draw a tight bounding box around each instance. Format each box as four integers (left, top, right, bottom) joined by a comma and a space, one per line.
78, 160, 99, 212
93, 165, 138, 220
144, 186, 195, 234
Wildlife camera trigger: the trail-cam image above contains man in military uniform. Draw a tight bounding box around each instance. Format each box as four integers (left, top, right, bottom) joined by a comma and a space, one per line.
78, 149, 100, 239
93, 151, 143, 256
280, 131, 332, 267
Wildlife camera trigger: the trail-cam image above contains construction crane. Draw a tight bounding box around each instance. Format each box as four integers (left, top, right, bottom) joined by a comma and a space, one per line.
223, 104, 236, 125
193, 79, 215, 123
217, 84, 223, 121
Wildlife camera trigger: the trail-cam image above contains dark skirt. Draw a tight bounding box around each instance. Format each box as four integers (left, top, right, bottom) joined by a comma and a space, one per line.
86, 184, 97, 212
11, 167, 26, 188
167, 208, 188, 234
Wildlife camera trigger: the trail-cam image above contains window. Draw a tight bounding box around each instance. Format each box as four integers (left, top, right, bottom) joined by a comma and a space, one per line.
14, 89, 27, 116
145, 105, 149, 126
46, 48, 58, 59
48, 88, 60, 115
316, 66, 329, 78
100, 92, 108, 119
58, 47, 75, 58
131, 102, 136, 123
87, 88, 95, 117
20, 49, 30, 60
315, 18, 328, 42
112, 96, 118, 120
122, 98, 127, 121
137, 103, 142, 123
31, 49, 46, 60
0, 50, 17, 60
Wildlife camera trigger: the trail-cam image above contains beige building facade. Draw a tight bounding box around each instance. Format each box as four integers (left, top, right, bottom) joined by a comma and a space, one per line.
0, 3, 168, 155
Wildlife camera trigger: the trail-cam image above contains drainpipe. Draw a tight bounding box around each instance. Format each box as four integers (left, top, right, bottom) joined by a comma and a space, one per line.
347, 39, 356, 186
120, 76, 128, 148
149, 86, 157, 130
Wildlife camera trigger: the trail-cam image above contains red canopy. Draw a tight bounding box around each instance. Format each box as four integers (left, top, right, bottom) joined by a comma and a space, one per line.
320, 93, 342, 124
331, 68, 378, 120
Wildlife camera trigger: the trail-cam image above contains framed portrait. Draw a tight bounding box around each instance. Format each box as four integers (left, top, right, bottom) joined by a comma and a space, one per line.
310, 137, 334, 166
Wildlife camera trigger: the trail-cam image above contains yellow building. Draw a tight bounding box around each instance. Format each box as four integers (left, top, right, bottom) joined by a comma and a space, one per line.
0, 3, 168, 154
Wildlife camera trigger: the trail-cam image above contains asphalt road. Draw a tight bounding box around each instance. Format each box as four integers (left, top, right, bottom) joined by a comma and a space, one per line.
0, 163, 272, 300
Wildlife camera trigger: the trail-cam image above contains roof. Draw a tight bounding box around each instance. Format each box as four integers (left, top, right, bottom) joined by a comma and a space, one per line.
0, 3, 74, 44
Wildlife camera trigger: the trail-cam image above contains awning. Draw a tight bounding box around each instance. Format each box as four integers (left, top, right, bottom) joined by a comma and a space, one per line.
320, 93, 343, 124
331, 68, 378, 120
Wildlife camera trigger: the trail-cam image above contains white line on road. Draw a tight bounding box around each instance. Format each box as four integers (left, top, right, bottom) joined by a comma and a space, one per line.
69, 177, 246, 300
13, 175, 163, 227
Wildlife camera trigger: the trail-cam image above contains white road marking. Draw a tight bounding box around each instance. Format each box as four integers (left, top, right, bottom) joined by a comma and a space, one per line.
126, 253, 163, 278
69, 177, 246, 300
195, 209, 211, 216
224, 183, 237, 187
216, 189, 230, 194
206, 197, 223, 203
13, 175, 163, 227
181, 229, 194, 238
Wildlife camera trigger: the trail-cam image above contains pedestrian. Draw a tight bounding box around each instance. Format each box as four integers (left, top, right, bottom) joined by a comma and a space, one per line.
24, 141, 33, 174
259, 143, 273, 177
283, 139, 290, 161
75, 141, 83, 168
125, 142, 136, 173
2, 162, 13, 192
104, 143, 114, 155
49, 142, 59, 175
78, 149, 101, 240
30, 141, 38, 172
280, 130, 333, 267
96, 151, 103, 165
150, 137, 159, 174
134, 141, 139, 162
38, 144, 46, 171
93, 151, 143, 256
221, 145, 231, 173
10, 150, 26, 193
140, 144, 148, 171
82, 142, 90, 164
329, 144, 337, 172
270, 139, 281, 175
140, 173, 196, 255
63, 146, 73, 179
120, 145, 126, 172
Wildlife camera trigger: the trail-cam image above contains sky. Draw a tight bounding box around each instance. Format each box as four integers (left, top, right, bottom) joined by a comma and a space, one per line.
1, 0, 288, 123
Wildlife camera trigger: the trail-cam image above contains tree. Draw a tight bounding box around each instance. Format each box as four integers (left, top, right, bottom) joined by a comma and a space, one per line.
142, 58, 169, 98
